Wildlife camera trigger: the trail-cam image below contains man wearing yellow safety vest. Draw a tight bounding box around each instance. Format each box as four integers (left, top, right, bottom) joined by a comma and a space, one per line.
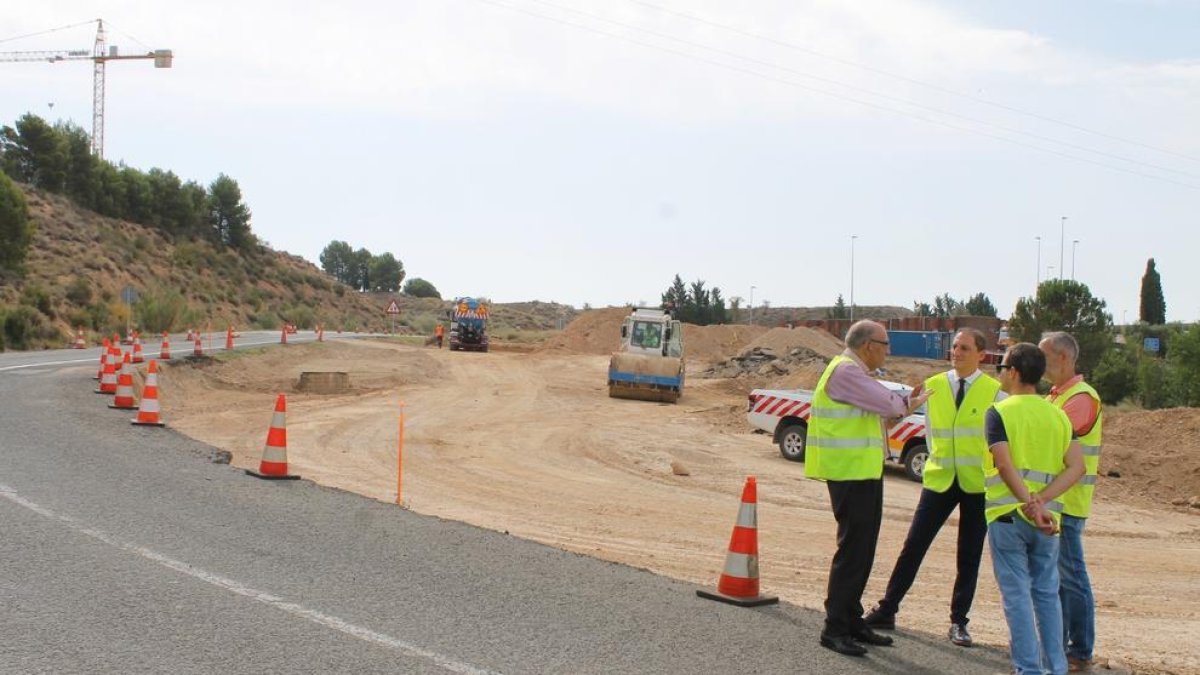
865, 328, 1005, 648
807, 320, 930, 657
1039, 332, 1102, 673
986, 343, 1085, 675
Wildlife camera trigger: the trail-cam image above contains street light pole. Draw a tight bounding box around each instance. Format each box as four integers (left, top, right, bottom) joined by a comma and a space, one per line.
850, 235, 857, 322
1072, 239, 1080, 280
1048, 264, 1055, 280
1035, 236, 1042, 288
749, 285, 756, 325
1060, 216, 1067, 280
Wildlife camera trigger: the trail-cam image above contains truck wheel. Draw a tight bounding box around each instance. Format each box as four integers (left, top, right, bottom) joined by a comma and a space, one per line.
904, 444, 928, 482
777, 422, 807, 462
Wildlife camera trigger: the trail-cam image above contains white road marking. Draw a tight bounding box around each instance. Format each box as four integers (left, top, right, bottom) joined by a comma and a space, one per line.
0, 482, 499, 675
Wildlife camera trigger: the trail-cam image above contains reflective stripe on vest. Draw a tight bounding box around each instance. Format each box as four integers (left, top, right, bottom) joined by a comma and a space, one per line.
923, 372, 1001, 494
1049, 380, 1103, 518
804, 355, 885, 481
984, 395, 1073, 526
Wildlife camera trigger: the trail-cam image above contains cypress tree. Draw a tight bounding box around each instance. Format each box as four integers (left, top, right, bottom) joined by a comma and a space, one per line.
1139, 258, 1166, 325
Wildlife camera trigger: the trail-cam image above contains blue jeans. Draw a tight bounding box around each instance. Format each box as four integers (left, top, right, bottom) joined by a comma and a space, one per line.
989, 516, 1067, 675
1059, 515, 1094, 661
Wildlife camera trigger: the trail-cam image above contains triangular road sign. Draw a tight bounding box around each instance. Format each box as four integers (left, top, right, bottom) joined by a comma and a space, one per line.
385, 300, 400, 315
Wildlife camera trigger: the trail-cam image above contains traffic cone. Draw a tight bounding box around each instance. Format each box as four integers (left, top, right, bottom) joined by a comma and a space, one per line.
193, 334, 203, 357
246, 393, 300, 480
280, 324, 288, 345
73, 327, 86, 349
225, 326, 234, 351
697, 476, 778, 607
96, 337, 111, 380
160, 331, 171, 360
109, 353, 137, 409
186, 328, 194, 341
132, 360, 165, 427
96, 348, 120, 395
131, 335, 145, 363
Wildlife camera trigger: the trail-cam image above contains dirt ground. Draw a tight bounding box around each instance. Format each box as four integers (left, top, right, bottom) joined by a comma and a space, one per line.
159, 335, 1200, 675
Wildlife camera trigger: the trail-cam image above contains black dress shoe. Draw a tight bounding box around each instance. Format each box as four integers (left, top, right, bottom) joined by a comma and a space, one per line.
948, 622, 972, 647
863, 606, 895, 630
820, 633, 867, 656
851, 626, 894, 646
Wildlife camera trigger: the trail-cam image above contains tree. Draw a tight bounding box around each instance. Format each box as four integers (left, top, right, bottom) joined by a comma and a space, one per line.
0, 170, 33, 273
403, 277, 440, 299
368, 253, 405, 292
1167, 322, 1200, 406
351, 248, 372, 292
709, 287, 729, 324
1139, 258, 1166, 325
319, 240, 355, 284
911, 300, 932, 317
0, 113, 68, 191
829, 294, 849, 319
208, 174, 253, 250
964, 292, 997, 317
661, 274, 689, 317
932, 293, 964, 318
1008, 279, 1112, 375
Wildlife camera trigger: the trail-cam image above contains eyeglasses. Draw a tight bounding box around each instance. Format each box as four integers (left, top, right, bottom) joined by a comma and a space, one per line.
995, 363, 1013, 373
870, 339, 889, 347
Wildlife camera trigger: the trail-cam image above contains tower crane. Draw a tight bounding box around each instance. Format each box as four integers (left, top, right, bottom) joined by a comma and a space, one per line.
0, 19, 172, 159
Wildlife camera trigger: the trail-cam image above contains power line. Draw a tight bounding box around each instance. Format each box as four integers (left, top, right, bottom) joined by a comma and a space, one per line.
468, 0, 1199, 190
626, 0, 1200, 165
523, 0, 1194, 180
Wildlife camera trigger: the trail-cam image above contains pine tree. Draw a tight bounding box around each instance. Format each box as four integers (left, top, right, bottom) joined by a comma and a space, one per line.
1139, 258, 1166, 325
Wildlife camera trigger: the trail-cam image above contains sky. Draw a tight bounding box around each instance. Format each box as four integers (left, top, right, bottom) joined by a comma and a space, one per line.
3, 1, 1198, 322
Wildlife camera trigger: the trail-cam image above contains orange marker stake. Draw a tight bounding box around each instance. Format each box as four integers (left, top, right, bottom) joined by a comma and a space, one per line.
396, 401, 406, 505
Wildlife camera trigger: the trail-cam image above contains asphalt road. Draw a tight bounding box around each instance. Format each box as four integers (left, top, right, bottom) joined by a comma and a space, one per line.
0, 336, 1015, 674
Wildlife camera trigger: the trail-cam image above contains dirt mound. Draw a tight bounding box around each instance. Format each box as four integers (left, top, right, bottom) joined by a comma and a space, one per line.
1100, 407, 1200, 509
539, 308, 765, 363
538, 307, 628, 355
682, 324, 769, 364
740, 326, 844, 360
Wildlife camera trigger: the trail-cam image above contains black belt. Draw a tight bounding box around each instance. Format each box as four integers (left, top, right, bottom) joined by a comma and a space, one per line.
996, 513, 1014, 523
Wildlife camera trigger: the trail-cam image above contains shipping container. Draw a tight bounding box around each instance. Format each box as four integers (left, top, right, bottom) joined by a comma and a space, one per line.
886, 330, 952, 360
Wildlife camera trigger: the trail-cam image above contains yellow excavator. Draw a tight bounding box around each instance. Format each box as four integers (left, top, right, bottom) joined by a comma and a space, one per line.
607, 308, 684, 403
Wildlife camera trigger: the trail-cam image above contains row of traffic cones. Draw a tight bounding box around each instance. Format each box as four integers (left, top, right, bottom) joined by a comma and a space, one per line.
90, 331, 299, 477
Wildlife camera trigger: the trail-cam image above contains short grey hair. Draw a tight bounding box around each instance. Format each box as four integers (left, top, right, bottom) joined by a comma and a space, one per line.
845, 320, 883, 349
1041, 331, 1079, 364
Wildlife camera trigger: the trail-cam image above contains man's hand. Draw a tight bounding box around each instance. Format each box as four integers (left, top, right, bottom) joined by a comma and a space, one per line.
907, 383, 932, 413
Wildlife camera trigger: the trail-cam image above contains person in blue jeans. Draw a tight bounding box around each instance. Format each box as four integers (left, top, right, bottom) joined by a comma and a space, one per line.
1040, 332, 1103, 672
985, 343, 1085, 675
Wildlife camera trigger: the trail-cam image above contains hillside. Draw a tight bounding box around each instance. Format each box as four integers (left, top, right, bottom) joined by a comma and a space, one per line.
0, 185, 576, 348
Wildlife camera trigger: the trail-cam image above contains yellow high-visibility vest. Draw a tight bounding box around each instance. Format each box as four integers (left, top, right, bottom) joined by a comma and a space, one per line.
805, 355, 885, 481
984, 395, 1073, 526
1050, 380, 1103, 518
923, 372, 1001, 494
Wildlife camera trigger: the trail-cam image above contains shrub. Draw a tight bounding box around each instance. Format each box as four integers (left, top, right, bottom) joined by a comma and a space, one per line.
1090, 346, 1138, 405
135, 287, 190, 333
65, 276, 93, 306
3, 305, 40, 349
20, 284, 54, 318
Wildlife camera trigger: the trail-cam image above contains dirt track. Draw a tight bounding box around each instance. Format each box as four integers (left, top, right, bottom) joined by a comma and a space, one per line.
162, 339, 1200, 675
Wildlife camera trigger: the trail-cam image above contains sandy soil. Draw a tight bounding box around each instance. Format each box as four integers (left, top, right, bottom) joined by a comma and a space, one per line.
160, 339, 1200, 675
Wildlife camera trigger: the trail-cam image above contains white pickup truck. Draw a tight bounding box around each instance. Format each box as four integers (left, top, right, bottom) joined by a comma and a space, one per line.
746, 381, 930, 482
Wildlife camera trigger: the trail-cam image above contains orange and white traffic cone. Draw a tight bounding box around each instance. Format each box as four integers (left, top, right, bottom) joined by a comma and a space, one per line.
160, 331, 171, 360
132, 360, 166, 427
697, 476, 778, 607
131, 335, 145, 363
109, 353, 137, 409
96, 347, 120, 395
246, 393, 300, 480
73, 327, 86, 349
225, 326, 234, 351
280, 325, 288, 345
96, 337, 111, 380
193, 334, 203, 357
